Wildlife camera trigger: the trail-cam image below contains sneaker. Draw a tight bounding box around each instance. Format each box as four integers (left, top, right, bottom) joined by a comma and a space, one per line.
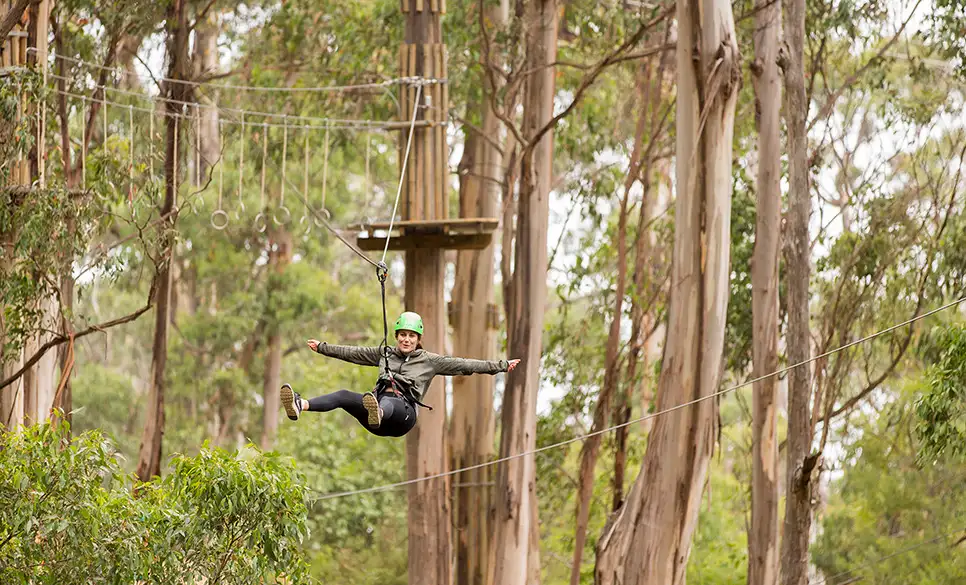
280, 384, 302, 421
362, 391, 382, 428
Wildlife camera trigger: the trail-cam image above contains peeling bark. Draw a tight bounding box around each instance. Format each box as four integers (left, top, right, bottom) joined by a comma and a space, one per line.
594, 1, 741, 584
748, 0, 783, 583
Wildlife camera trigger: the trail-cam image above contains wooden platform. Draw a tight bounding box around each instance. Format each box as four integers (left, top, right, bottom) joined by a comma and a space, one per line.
351, 218, 499, 251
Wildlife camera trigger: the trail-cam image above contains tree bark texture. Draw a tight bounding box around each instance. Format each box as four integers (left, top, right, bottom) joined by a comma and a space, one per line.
450, 1, 506, 578
571, 70, 653, 582
193, 11, 220, 180
594, 1, 740, 584
749, 0, 783, 583
136, 0, 187, 482
492, 1, 558, 584
780, 0, 816, 583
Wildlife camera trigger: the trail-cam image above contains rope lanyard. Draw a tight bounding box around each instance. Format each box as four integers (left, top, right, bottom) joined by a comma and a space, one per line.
376, 261, 394, 381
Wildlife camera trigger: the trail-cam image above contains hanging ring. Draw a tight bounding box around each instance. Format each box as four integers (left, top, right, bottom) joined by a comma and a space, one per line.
313, 207, 331, 228
211, 209, 229, 230
273, 205, 292, 226
234, 201, 247, 221
254, 212, 267, 233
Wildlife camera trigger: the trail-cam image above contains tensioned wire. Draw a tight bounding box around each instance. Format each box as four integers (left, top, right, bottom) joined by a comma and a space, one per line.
306, 295, 966, 501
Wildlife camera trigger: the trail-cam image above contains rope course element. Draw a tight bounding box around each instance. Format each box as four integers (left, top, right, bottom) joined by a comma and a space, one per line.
48, 74, 424, 131
319, 122, 331, 225
35, 49, 445, 94
255, 122, 268, 233
236, 113, 246, 221
275, 115, 291, 226
307, 295, 966, 501
205, 103, 387, 270
382, 82, 422, 264
300, 128, 312, 233
211, 120, 228, 230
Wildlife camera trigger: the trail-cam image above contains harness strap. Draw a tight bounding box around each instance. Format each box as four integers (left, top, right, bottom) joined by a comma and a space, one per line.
373, 261, 433, 411
375, 377, 434, 411
376, 262, 393, 379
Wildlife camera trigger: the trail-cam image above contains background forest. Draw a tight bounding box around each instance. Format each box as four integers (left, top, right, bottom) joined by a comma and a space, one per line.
2, 0, 966, 584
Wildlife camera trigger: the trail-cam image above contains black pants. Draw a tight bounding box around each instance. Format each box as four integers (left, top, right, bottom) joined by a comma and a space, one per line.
306, 389, 417, 437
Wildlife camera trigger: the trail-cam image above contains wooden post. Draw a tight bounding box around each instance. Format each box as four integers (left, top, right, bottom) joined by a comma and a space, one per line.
400, 1, 452, 584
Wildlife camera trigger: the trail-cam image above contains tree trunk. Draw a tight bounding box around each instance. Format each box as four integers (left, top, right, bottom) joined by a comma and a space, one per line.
780, 0, 816, 583
193, 11, 220, 179
594, 1, 740, 584
261, 226, 291, 451
450, 2, 507, 581
571, 69, 653, 582
492, 1, 557, 583
23, 296, 58, 424
612, 59, 666, 509
748, 0, 783, 583
117, 34, 143, 91
136, 0, 188, 482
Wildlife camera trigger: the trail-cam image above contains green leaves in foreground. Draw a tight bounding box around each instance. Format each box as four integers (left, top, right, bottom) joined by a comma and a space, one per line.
0, 421, 309, 585
916, 324, 966, 463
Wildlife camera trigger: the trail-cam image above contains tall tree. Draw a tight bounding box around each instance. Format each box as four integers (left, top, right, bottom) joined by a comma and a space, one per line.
450, 3, 508, 585
569, 44, 670, 583
780, 0, 816, 582
136, 0, 188, 481
595, 0, 741, 583
749, 0, 783, 583
492, 0, 558, 582
192, 11, 219, 179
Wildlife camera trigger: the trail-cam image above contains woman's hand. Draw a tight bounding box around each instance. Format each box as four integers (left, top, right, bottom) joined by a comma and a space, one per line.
307, 339, 321, 352
507, 359, 521, 372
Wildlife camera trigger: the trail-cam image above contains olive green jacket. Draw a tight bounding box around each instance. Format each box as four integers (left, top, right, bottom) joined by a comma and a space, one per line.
315, 343, 508, 403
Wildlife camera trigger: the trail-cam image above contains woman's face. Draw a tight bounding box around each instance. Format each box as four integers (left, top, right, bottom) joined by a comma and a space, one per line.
396, 330, 420, 354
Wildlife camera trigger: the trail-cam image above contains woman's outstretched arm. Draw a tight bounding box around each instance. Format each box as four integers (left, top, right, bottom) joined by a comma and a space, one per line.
429, 354, 521, 376
307, 339, 382, 367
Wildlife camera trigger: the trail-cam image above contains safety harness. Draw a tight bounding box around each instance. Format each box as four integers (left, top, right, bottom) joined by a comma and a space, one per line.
376, 262, 433, 411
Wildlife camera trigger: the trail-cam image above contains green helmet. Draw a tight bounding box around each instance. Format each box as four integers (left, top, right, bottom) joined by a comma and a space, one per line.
394, 311, 424, 336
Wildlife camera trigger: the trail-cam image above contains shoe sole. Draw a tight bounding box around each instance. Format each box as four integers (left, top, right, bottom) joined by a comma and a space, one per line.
280, 384, 299, 421
363, 392, 381, 428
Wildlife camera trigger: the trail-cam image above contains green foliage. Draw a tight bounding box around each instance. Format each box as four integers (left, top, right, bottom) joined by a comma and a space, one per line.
0, 421, 308, 584
686, 461, 748, 585
813, 386, 966, 584
0, 183, 93, 362
915, 325, 966, 463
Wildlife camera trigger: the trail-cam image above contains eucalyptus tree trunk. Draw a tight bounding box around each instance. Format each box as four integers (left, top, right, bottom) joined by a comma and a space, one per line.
780, 0, 817, 582
491, 0, 558, 583
570, 60, 658, 582
594, 1, 740, 583
450, 5, 508, 585
136, 0, 188, 481
748, 0, 783, 583
193, 12, 219, 179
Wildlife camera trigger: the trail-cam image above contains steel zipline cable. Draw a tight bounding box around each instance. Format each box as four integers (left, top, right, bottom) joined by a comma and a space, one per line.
306, 296, 966, 501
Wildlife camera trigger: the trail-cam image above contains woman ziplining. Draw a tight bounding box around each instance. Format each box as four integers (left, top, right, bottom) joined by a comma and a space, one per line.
280, 311, 521, 437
